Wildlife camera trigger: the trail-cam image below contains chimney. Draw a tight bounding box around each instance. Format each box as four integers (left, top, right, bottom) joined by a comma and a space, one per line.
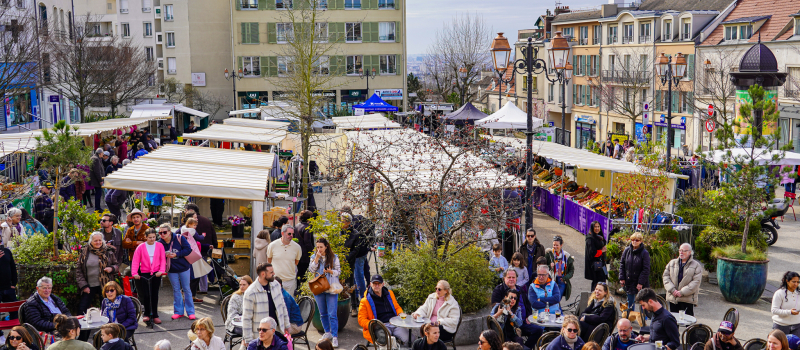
601, 4, 619, 17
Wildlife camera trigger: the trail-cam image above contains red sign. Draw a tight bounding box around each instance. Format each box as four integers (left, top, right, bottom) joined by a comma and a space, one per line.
705, 119, 715, 133
708, 104, 714, 116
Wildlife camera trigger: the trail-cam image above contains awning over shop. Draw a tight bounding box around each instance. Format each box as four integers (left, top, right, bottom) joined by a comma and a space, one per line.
476, 101, 543, 129
181, 124, 287, 146
103, 144, 273, 201
174, 105, 210, 118
332, 114, 401, 131
223, 118, 290, 130
129, 105, 173, 119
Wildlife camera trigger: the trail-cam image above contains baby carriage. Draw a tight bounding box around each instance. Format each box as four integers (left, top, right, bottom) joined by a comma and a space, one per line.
207, 246, 241, 304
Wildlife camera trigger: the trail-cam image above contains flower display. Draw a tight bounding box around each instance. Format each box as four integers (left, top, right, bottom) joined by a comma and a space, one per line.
228, 215, 246, 226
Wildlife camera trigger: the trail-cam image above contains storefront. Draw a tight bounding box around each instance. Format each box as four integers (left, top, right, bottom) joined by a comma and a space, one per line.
238, 91, 269, 119
778, 104, 800, 153
574, 116, 597, 150
654, 114, 686, 149
312, 90, 337, 116
341, 89, 368, 111
3, 90, 37, 129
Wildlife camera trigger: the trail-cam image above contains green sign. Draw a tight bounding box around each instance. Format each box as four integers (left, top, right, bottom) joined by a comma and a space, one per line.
349, 91, 361, 98
247, 92, 259, 99
26, 157, 34, 171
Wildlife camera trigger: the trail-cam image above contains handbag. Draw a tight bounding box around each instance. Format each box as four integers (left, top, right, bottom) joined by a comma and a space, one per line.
308, 274, 330, 295
592, 260, 605, 271
327, 276, 343, 294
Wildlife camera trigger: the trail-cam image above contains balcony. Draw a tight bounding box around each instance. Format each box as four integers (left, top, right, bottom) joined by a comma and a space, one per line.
164, 14, 173, 21
607, 36, 617, 44
168, 69, 176, 74
622, 36, 634, 44
120, 8, 128, 13
155, 8, 161, 18
142, 7, 151, 12
786, 89, 800, 99
663, 34, 671, 41
682, 32, 690, 40
157, 58, 163, 69
639, 35, 650, 43
579, 38, 588, 45
602, 70, 650, 84
593, 37, 600, 45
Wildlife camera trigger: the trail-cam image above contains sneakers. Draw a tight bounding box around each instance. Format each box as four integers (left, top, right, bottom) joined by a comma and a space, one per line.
350, 309, 358, 317
332, 338, 338, 347
171, 314, 183, 320
188, 315, 196, 320
321, 333, 333, 341
153, 318, 162, 324
143, 316, 150, 322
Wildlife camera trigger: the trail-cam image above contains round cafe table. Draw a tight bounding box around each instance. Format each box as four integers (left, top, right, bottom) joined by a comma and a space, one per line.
389, 316, 429, 347
527, 314, 564, 330
670, 312, 697, 327
79, 316, 110, 330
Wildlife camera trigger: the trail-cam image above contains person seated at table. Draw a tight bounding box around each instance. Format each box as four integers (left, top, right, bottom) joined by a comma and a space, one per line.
99, 324, 132, 350
704, 321, 743, 350
273, 277, 304, 334
358, 275, 408, 345
491, 290, 529, 348
188, 317, 226, 350
412, 280, 460, 343
478, 330, 503, 350
412, 323, 447, 350
0, 326, 40, 350
226, 276, 253, 337
247, 317, 288, 350
768, 330, 790, 350
502, 341, 523, 350
579, 282, 616, 340
529, 265, 562, 316
154, 340, 172, 350
546, 315, 585, 350
100, 281, 138, 342
24, 277, 71, 333
582, 342, 601, 350
492, 270, 521, 305
634, 288, 679, 350
601, 319, 637, 350
47, 315, 94, 350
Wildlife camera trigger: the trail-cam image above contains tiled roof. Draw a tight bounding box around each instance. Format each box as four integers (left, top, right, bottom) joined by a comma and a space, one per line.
552, 10, 602, 23
639, 0, 732, 12
721, 15, 771, 24
702, 0, 800, 45
487, 66, 516, 95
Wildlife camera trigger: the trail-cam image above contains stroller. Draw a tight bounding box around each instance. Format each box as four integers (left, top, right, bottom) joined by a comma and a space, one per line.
206, 246, 241, 304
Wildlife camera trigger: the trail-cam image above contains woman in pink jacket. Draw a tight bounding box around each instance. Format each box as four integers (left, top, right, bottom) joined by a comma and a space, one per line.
132, 228, 167, 324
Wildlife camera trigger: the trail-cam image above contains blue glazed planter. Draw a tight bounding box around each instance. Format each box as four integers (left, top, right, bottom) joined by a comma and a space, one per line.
717, 257, 769, 304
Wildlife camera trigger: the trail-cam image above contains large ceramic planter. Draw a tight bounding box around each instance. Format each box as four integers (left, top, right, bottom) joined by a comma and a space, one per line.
716, 257, 769, 304
311, 298, 351, 333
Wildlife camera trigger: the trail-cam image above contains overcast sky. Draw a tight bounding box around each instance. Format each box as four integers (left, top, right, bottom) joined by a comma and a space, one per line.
405, 0, 600, 55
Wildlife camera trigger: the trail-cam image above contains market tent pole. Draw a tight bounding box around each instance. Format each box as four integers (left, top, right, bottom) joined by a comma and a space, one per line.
608, 171, 614, 240
250, 200, 264, 276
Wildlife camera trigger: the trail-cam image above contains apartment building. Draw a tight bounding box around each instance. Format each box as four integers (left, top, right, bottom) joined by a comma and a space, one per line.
232, 0, 407, 113
550, 0, 735, 152
697, 0, 800, 152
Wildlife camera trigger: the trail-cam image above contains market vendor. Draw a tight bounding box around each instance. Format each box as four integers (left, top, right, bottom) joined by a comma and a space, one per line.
122, 209, 149, 262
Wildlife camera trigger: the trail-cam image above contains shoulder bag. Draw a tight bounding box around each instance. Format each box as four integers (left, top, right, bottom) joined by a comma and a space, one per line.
308, 274, 330, 295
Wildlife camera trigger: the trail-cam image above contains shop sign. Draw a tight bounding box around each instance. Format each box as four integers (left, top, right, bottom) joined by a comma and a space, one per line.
375, 89, 403, 100
576, 116, 595, 124
312, 90, 336, 98
191, 73, 206, 87
342, 89, 368, 101
655, 114, 686, 130
779, 104, 800, 119
49, 95, 60, 103
548, 121, 555, 127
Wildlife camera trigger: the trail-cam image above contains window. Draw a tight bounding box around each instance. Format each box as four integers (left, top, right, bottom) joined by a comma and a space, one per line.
142, 0, 151, 11
623, 23, 633, 43
562, 27, 573, 38
240, 0, 258, 9
655, 126, 684, 149
347, 55, 362, 75
15, 0, 24, 8
313, 56, 329, 75
579, 26, 588, 44
345, 0, 360, 9
120, 0, 128, 12
163, 5, 173, 21
379, 55, 396, 74
640, 22, 651, 42
243, 57, 260, 77
242, 22, 259, 44
682, 18, 691, 40
317, 0, 327, 10
277, 56, 291, 75
166, 31, 175, 47
145, 47, 154, 61
608, 26, 617, 44
143, 22, 152, 37
93, 24, 101, 35
664, 20, 671, 40
276, 0, 292, 9
315, 22, 328, 42
725, 26, 738, 40
346, 22, 361, 42
167, 57, 176, 74
378, 0, 393, 8
593, 25, 601, 44
548, 84, 554, 102
148, 74, 155, 86
378, 22, 395, 42
277, 23, 293, 43
740, 24, 753, 39
609, 54, 615, 71
796, 18, 800, 35
121, 23, 130, 37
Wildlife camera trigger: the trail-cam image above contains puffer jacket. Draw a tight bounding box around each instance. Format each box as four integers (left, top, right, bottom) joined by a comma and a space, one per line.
619, 244, 651, 295
24, 293, 71, 332
101, 295, 138, 331
662, 258, 703, 305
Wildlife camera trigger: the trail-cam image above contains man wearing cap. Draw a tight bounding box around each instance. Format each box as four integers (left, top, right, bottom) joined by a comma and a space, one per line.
358, 275, 408, 345
704, 321, 743, 350
34, 184, 54, 232
787, 335, 800, 350
122, 209, 149, 261
90, 148, 105, 212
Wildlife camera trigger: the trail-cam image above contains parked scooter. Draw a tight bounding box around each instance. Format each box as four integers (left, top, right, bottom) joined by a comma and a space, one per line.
762, 198, 790, 246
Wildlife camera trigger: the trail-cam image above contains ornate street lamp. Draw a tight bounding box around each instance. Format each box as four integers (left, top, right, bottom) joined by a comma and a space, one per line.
224, 68, 244, 110
546, 31, 573, 146
490, 33, 513, 108
655, 52, 686, 168
359, 68, 376, 98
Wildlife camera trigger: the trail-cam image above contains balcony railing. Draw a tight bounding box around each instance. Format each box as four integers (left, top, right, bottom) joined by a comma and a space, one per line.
579, 38, 588, 45
120, 8, 128, 13
607, 35, 617, 44
142, 7, 151, 11
785, 89, 800, 99
593, 37, 600, 45
622, 35, 634, 44
639, 35, 651, 43
663, 34, 671, 41
682, 32, 690, 40
168, 69, 176, 74
601, 70, 650, 84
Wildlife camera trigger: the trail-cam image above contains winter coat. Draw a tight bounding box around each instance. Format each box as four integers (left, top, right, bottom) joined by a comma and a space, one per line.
90, 155, 105, 187
100, 340, 133, 350
105, 189, 128, 207
23, 293, 71, 332
344, 228, 369, 265
190, 336, 226, 350
194, 215, 218, 254
282, 289, 303, 326
529, 278, 561, 315
580, 298, 616, 330
226, 292, 244, 333
101, 295, 138, 331
254, 237, 270, 267
519, 239, 546, 282
545, 248, 575, 299
413, 292, 461, 334
0, 247, 17, 290
358, 287, 403, 343
75, 245, 119, 291
241, 280, 291, 346
662, 258, 703, 306
619, 244, 651, 295
159, 232, 194, 273
294, 220, 314, 267
247, 336, 288, 350
545, 335, 585, 350
584, 233, 607, 280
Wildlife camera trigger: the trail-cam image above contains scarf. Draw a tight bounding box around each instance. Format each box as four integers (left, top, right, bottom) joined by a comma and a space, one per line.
554, 250, 566, 276
79, 244, 111, 287
564, 335, 578, 349
103, 295, 123, 322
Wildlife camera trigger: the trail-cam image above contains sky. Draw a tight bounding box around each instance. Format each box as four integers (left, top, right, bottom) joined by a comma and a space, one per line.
405, 0, 599, 55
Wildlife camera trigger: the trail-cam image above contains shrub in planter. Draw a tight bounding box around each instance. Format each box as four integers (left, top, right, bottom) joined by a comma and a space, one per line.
12, 232, 80, 313
382, 242, 494, 313
694, 225, 766, 271
657, 227, 679, 243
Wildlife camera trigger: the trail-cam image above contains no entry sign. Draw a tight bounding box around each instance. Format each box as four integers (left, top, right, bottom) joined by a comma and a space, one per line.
708, 104, 714, 116
705, 119, 716, 133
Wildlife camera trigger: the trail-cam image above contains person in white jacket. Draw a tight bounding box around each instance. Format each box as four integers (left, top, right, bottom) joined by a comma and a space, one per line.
662, 243, 703, 316
772, 271, 800, 337
412, 280, 461, 342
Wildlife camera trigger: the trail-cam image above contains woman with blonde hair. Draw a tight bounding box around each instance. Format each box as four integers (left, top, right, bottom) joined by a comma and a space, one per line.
618, 232, 650, 316
188, 317, 225, 350
578, 282, 616, 340
412, 280, 461, 342
545, 315, 585, 350
225, 275, 253, 337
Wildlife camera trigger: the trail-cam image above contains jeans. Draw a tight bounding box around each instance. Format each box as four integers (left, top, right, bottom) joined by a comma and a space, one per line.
627, 293, 637, 312
520, 323, 544, 348
135, 273, 161, 318
354, 255, 366, 301
0, 289, 17, 319
786, 182, 797, 194
315, 293, 339, 337
168, 269, 195, 316
555, 277, 566, 301
78, 286, 103, 315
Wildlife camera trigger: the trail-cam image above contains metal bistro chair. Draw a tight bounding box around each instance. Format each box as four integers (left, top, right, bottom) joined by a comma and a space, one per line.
588, 323, 610, 345
366, 319, 391, 350
22, 323, 45, 350
92, 324, 127, 350
130, 297, 143, 350
220, 294, 242, 350
486, 316, 504, 343
292, 296, 317, 350
17, 302, 29, 325
690, 342, 706, 350
575, 292, 591, 316
743, 338, 768, 350
681, 324, 713, 350
723, 307, 739, 331
442, 306, 462, 350
536, 331, 560, 350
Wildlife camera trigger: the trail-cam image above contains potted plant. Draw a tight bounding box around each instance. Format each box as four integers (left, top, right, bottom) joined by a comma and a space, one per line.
228, 215, 246, 238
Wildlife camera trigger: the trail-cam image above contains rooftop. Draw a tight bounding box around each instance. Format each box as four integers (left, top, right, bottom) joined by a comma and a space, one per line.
702, 0, 800, 45
721, 15, 771, 24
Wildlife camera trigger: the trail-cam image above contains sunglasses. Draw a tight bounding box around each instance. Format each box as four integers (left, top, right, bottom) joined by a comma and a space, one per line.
7, 336, 22, 341
566, 328, 579, 333
100, 219, 111, 222
436, 288, 446, 291
537, 274, 549, 277
258, 328, 273, 333
478, 340, 486, 345
159, 231, 170, 235
526, 235, 535, 238
105, 290, 115, 293
507, 296, 517, 300
631, 239, 641, 242
597, 282, 607, 286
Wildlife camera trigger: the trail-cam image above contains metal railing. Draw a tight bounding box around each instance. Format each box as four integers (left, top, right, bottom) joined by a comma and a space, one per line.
785, 89, 800, 99
142, 7, 151, 11
639, 35, 651, 43
607, 35, 617, 44
120, 8, 128, 13
622, 35, 634, 44
663, 34, 671, 41
579, 38, 589, 45
593, 37, 600, 45
601, 70, 650, 84
682, 32, 690, 40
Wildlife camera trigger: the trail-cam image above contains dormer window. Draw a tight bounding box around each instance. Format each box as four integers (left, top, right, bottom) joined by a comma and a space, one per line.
681, 18, 691, 40
725, 24, 752, 41
663, 20, 672, 41
725, 26, 738, 40
740, 24, 753, 39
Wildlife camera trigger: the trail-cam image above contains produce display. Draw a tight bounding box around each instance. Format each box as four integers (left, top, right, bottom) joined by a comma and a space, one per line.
532, 164, 629, 218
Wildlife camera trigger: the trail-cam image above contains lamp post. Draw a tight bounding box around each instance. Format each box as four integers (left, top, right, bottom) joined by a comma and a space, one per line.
489, 32, 571, 231
359, 68, 376, 98
490, 33, 514, 110
546, 31, 573, 146
223, 68, 244, 110
656, 52, 687, 169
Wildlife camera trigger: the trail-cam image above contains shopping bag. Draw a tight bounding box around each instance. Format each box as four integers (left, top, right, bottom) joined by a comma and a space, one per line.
122, 276, 133, 296
285, 333, 293, 350
192, 258, 213, 278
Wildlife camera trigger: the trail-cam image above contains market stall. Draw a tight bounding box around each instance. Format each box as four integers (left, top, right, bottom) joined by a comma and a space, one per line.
352, 93, 399, 114
331, 113, 402, 132
475, 101, 544, 130
440, 102, 488, 126
181, 124, 288, 150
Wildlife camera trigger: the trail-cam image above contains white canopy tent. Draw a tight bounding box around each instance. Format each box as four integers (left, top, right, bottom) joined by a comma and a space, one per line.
475, 101, 544, 130
332, 114, 402, 132
223, 118, 290, 130
703, 148, 800, 166
181, 124, 288, 146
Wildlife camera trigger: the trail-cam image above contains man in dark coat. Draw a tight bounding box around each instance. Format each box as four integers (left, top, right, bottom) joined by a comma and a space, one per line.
519, 228, 545, 285
185, 203, 218, 292
209, 198, 225, 226
24, 277, 71, 333
294, 210, 314, 287
90, 148, 106, 212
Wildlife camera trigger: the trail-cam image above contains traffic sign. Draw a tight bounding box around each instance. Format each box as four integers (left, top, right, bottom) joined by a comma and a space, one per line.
643, 103, 649, 125
708, 104, 714, 116
705, 119, 715, 133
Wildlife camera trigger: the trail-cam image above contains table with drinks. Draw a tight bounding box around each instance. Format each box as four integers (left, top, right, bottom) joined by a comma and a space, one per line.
389, 313, 428, 348
526, 309, 564, 330
671, 311, 697, 327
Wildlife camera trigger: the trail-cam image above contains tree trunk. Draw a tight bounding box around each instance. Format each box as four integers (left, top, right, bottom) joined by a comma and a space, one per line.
741, 215, 750, 253
301, 120, 310, 209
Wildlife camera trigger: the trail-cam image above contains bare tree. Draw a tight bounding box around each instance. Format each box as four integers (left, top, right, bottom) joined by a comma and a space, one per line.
0, 7, 47, 125
162, 77, 195, 104
589, 46, 653, 135
694, 46, 742, 149
104, 41, 156, 117
192, 90, 227, 117
424, 12, 491, 106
